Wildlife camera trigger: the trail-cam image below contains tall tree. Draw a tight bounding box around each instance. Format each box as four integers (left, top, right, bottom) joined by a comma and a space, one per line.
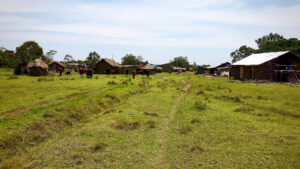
258, 38, 300, 55
121, 54, 143, 65
64, 54, 74, 62
0, 48, 16, 68
255, 33, 284, 49
85, 51, 101, 68
230, 45, 255, 63
45, 50, 57, 63
170, 56, 189, 68
15, 41, 43, 66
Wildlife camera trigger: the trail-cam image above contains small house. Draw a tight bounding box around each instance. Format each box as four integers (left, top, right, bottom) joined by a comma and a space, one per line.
230, 51, 300, 82
155, 66, 163, 73
95, 59, 120, 74
27, 59, 48, 76
209, 62, 231, 76
141, 64, 155, 75
120, 65, 138, 75
48, 61, 66, 73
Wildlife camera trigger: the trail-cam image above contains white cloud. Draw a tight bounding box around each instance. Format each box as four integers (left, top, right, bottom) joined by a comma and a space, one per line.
0, 0, 300, 50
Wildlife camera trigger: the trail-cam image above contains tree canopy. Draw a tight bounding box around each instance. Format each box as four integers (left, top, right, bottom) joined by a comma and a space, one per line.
85, 51, 101, 68
121, 54, 143, 65
0, 48, 16, 68
64, 54, 74, 62
230, 45, 256, 63
255, 33, 284, 49
45, 50, 57, 63
170, 56, 190, 68
231, 33, 300, 63
15, 41, 44, 66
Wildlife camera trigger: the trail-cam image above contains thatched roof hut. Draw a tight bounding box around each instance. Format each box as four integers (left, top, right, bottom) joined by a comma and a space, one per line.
27, 59, 48, 76
95, 59, 120, 74
48, 61, 66, 72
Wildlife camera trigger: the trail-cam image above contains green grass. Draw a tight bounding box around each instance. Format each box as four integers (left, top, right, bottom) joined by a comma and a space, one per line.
0, 69, 299, 168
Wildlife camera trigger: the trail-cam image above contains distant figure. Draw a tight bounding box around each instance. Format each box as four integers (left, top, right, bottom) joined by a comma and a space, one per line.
57, 68, 64, 76
146, 70, 150, 77
86, 70, 93, 78
132, 70, 136, 79
169, 70, 172, 75
126, 70, 129, 75
65, 71, 71, 76
79, 68, 93, 78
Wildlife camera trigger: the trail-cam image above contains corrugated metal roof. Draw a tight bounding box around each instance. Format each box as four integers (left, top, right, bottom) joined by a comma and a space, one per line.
232, 51, 290, 66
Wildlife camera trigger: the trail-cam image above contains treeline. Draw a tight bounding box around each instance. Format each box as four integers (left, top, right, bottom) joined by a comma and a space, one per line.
231, 33, 300, 62
0, 40, 198, 70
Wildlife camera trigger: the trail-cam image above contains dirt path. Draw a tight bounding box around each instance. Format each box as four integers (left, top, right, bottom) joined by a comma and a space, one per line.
154, 82, 191, 168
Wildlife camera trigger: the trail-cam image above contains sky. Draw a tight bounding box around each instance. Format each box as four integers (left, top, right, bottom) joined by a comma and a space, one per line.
0, 0, 300, 66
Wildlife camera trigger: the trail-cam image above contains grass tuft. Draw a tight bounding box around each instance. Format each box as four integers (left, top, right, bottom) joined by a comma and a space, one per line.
110, 120, 140, 130
144, 120, 156, 128
91, 141, 107, 152
177, 125, 192, 134
144, 111, 158, 117
194, 100, 207, 111
107, 80, 118, 85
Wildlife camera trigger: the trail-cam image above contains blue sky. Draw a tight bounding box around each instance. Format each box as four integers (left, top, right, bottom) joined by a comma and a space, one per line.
0, 0, 300, 66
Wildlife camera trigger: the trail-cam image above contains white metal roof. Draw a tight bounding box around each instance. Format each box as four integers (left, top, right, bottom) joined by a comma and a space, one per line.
232, 51, 290, 66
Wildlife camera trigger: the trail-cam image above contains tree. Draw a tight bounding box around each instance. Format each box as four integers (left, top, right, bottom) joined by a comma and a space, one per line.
0, 48, 16, 68
15, 41, 43, 66
121, 54, 143, 65
230, 45, 255, 63
258, 38, 300, 55
170, 56, 189, 68
64, 54, 74, 62
45, 50, 57, 63
255, 33, 284, 49
85, 51, 101, 68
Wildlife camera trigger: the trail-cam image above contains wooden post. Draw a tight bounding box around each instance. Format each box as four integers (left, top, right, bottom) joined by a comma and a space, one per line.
240, 66, 244, 79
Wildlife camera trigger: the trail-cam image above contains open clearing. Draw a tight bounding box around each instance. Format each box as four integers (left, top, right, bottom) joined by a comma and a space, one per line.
0, 69, 300, 168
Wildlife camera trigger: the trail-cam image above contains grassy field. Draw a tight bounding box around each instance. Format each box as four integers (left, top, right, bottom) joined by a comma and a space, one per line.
0, 68, 300, 169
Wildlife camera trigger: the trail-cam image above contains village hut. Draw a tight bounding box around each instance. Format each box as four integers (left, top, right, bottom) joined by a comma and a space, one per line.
142, 64, 155, 75
120, 65, 138, 75
157, 63, 172, 72
230, 51, 300, 82
209, 62, 231, 76
27, 59, 48, 76
95, 59, 120, 74
155, 66, 163, 73
172, 66, 186, 72
48, 61, 66, 73
195, 66, 209, 74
